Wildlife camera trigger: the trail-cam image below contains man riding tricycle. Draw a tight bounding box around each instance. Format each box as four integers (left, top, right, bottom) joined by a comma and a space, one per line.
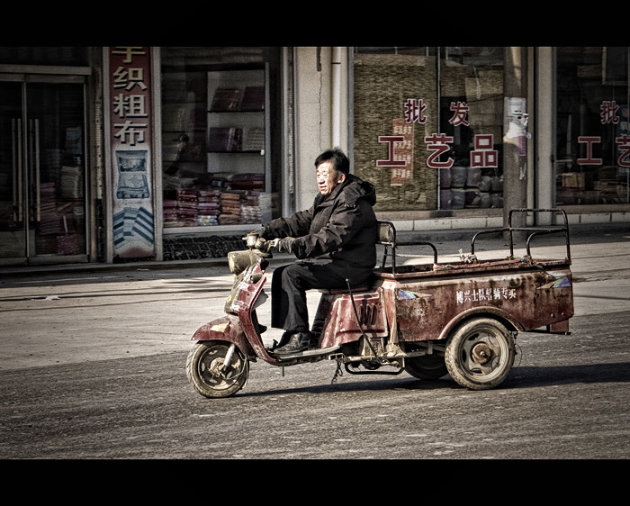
185, 150, 574, 398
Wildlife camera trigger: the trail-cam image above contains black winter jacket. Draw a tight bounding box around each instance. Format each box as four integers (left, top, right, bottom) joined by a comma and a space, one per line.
262, 174, 377, 284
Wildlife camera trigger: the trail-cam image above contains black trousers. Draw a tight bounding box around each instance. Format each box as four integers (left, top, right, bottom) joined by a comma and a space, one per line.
271, 261, 356, 333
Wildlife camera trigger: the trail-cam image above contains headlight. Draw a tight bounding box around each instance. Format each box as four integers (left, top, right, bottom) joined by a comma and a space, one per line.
227, 250, 255, 275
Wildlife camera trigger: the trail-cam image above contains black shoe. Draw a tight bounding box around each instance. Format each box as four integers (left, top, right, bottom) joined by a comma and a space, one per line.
266, 330, 292, 352
273, 332, 312, 355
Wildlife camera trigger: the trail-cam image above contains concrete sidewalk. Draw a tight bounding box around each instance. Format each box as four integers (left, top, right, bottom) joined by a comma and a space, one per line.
1, 222, 628, 278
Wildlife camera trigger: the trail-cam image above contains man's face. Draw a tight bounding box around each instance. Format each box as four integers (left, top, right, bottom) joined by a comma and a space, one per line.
316, 161, 345, 196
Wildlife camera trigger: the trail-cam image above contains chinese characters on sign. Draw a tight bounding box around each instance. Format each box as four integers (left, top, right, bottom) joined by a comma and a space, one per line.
456, 287, 517, 305
377, 98, 498, 172
109, 46, 155, 259
470, 134, 498, 168
378, 119, 414, 185
576, 100, 630, 168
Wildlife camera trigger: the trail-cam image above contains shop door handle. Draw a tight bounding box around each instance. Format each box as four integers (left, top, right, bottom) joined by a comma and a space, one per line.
11, 118, 23, 223
28, 119, 41, 222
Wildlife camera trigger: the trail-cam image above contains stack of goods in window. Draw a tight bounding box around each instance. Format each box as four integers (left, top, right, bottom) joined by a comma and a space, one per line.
196, 189, 221, 226
229, 173, 265, 224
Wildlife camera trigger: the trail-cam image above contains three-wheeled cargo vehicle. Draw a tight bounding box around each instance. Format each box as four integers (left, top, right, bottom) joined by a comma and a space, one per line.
186, 208, 574, 398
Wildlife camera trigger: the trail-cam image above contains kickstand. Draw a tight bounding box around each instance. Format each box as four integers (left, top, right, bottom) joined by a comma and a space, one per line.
331, 358, 344, 384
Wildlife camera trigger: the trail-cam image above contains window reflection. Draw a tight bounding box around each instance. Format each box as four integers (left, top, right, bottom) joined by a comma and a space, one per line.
555, 47, 630, 205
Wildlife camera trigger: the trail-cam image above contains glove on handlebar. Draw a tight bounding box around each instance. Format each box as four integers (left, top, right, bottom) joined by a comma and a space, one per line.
254, 237, 268, 251
277, 237, 296, 253
265, 237, 296, 253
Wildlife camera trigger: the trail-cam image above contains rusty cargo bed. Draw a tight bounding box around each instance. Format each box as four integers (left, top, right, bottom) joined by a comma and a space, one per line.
368, 209, 574, 342
376, 255, 571, 279
310, 209, 576, 389
308, 210, 576, 389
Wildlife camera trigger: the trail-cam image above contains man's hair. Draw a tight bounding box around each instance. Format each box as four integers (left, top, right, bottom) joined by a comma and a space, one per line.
314, 148, 350, 175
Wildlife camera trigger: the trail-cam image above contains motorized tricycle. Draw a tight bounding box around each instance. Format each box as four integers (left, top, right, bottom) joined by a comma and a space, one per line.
186, 208, 574, 398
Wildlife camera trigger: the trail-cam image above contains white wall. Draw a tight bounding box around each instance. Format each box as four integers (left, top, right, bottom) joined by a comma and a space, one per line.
536, 47, 555, 224
294, 47, 330, 210
293, 47, 349, 211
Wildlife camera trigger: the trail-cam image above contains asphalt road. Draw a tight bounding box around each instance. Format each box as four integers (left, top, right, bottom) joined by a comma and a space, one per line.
1, 315, 628, 459
1, 230, 629, 459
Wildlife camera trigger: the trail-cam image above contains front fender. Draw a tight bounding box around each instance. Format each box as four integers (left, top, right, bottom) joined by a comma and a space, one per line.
192, 315, 256, 359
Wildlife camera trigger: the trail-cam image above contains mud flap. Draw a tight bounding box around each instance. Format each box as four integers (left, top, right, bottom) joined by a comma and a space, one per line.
548, 320, 570, 334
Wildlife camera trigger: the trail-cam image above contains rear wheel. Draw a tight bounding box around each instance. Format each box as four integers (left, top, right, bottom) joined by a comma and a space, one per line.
445, 318, 515, 390
186, 341, 249, 398
404, 353, 448, 380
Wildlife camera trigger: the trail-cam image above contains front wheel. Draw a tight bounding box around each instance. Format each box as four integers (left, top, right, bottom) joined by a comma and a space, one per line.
445, 318, 516, 390
186, 341, 249, 398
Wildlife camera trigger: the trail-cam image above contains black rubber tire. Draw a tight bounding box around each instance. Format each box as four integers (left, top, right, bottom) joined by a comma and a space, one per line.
445, 318, 516, 390
186, 341, 249, 398
404, 353, 448, 380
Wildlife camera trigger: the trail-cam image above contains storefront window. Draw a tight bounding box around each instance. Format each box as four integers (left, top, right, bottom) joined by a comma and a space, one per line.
352, 47, 505, 213
160, 47, 281, 230
555, 47, 630, 205
439, 47, 504, 210
353, 47, 438, 212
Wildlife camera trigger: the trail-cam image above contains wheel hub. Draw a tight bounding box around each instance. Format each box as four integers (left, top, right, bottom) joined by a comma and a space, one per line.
471, 343, 493, 364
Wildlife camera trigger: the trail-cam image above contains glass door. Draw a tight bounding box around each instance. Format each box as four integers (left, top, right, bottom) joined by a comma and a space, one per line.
0, 76, 87, 264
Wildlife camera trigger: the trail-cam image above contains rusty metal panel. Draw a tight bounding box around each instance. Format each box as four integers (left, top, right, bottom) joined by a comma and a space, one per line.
377, 260, 574, 343
315, 289, 388, 348
311, 257, 574, 348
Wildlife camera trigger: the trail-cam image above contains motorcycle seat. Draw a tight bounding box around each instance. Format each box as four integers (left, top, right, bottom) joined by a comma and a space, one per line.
318, 285, 371, 295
